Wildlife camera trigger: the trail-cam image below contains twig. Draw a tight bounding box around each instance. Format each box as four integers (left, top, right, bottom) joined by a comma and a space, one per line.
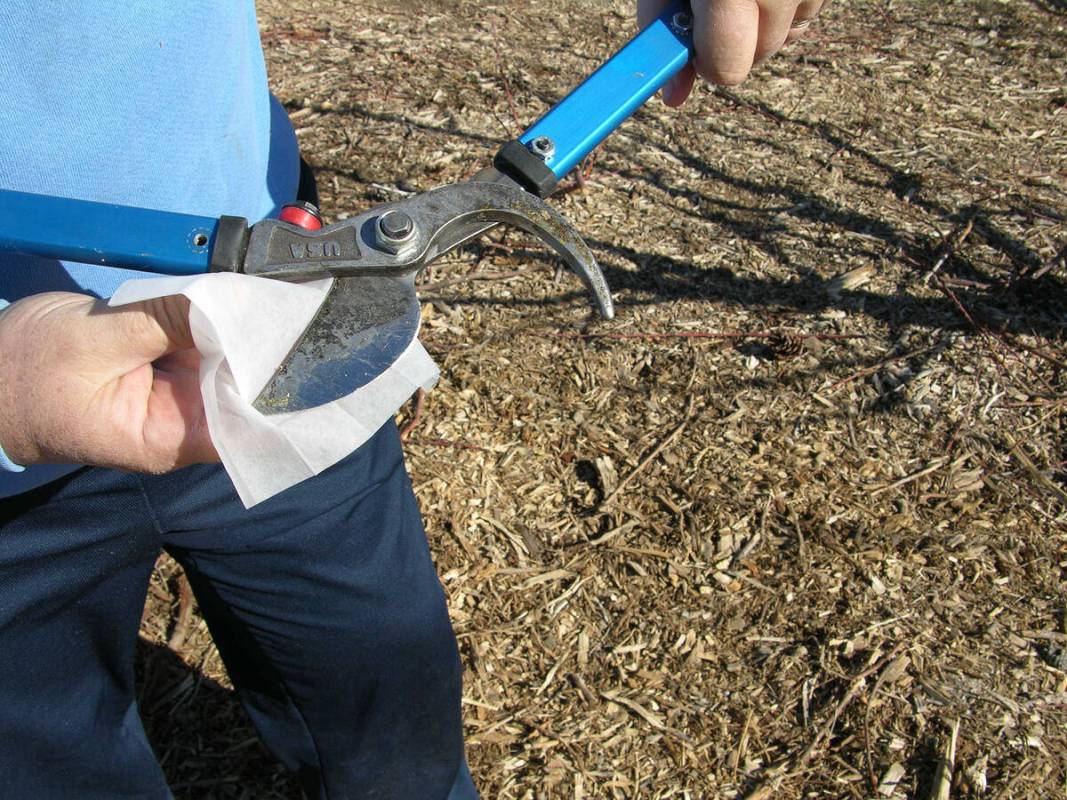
862, 653, 910, 793
493, 44, 522, 133
398, 388, 426, 442
730, 531, 762, 569
827, 346, 935, 393
713, 86, 787, 126
558, 151, 601, 195
1016, 240, 1065, 283
167, 572, 195, 652
996, 330, 1067, 371
824, 115, 870, 169
600, 690, 693, 742
939, 276, 991, 290
404, 437, 490, 452
567, 672, 596, 705
991, 758, 1035, 800
586, 519, 641, 546
869, 457, 949, 497
420, 265, 551, 293
596, 395, 697, 512
1005, 433, 1067, 507
579, 151, 599, 185
600, 690, 665, 730
936, 277, 1062, 392
999, 398, 1067, 409
924, 217, 975, 285
930, 718, 960, 800
486, 105, 515, 142
479, 240, 515, 256
1022, 630, 1067, 643
744, 644, 906, 800
863, 707, 877, 793
535, 330, 864, 343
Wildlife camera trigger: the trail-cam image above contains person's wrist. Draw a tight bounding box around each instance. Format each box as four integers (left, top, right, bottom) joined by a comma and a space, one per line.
0, 298, 41, 467
0, 404, 36, 466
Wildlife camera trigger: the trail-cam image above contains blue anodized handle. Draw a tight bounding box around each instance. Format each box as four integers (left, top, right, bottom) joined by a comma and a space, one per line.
519, 1, 695, 180
0, 188, 219, 275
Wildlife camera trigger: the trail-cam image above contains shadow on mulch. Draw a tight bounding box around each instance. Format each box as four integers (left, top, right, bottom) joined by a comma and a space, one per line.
136, 640, 302, 800
422, 193, 1066, 347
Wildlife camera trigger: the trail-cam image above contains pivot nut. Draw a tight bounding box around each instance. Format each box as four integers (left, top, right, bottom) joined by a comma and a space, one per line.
670, 11, 693, 35
527, 136, 556, 162
375, 209, 418, 255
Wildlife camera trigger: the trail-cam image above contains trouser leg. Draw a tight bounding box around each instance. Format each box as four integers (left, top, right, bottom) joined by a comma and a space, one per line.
0, 471, 171, 799
144, 423, 474, 800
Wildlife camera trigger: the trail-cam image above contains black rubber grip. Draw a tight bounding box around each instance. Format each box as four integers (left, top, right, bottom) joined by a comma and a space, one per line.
493, 139, 558, 198
209, 215, 251, 273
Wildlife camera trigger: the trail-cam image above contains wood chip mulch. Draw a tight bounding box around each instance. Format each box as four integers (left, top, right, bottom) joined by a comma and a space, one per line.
139, 1, 1067, 797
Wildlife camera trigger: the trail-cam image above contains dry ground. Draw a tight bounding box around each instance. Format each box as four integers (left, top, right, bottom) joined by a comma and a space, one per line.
138, 1, 1067, 797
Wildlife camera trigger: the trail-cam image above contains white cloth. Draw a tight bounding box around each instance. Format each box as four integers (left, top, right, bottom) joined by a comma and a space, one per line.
110, 273, 438, 507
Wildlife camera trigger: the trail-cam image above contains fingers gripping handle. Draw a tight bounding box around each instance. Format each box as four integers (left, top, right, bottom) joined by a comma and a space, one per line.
495, 1, 694, 194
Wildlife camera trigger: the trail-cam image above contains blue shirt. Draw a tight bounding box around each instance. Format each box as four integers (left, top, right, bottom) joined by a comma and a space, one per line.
0, 2, 300, 497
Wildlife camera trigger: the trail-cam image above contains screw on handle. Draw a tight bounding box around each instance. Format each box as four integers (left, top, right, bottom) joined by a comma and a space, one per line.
507, 0, 694, 186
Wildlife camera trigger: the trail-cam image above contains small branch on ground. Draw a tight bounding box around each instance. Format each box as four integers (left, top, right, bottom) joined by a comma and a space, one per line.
420, 264, 552, 293
399, 389, 426, 442
558, 151, 600, 195
743, 643, 906, 800
924, 216, 975, 285
936, 276, 1064, 395
596, 394, 697, 513
827, 345, 937, 393
533, 330, 864, 343
930, 718, 960, 800
1005, 433, 1067, 507
167, 572, 195, 653
404, 437, 490, 452
497, 57, 521, 133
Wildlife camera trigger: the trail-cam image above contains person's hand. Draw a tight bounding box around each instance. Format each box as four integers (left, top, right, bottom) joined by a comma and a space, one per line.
0, 291, 218, 472
638, 0, 829, 105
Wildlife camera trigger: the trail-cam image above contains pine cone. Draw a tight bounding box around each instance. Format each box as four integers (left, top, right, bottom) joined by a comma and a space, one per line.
767, 331, 806, 359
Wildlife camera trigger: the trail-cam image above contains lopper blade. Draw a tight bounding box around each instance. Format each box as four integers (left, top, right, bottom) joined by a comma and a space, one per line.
252, 274, 421, 414
250, 179, 613, 415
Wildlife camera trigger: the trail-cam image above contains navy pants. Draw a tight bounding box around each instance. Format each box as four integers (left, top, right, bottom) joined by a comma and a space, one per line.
0, 423, 477, 799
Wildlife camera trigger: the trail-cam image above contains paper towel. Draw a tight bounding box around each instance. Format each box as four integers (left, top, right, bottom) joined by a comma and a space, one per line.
110, 273, 438, 507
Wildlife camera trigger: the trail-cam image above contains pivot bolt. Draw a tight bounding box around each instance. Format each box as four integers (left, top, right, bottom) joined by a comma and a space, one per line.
527, 136, 556, 162
375, 209, 417, 255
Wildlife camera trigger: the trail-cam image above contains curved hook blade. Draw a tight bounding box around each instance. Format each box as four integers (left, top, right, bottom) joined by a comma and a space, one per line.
392, 180, 614, 319
251, 180, 613, 415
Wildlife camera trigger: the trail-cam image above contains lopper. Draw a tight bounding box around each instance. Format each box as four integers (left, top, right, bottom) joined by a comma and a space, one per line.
0, 2, 694, 414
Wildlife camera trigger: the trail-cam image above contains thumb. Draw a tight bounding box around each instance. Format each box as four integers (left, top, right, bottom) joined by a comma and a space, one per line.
94, 294, 196, 365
